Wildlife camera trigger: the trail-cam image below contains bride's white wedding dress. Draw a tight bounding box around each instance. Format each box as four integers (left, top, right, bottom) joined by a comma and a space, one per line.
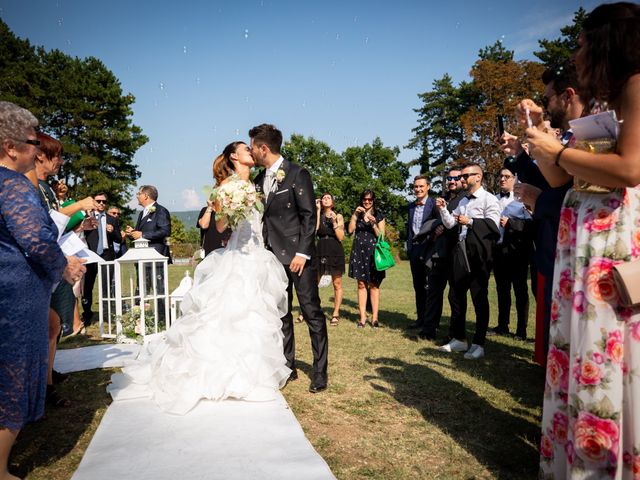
107, 209, 291, 415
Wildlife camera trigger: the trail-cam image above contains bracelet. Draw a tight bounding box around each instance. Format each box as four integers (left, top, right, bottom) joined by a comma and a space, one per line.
555, 146, 568, 167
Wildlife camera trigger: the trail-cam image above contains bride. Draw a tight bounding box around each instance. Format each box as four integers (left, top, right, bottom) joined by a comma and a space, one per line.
107, 141, 291, 415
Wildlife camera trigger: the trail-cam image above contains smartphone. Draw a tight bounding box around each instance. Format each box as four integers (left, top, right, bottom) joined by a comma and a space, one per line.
496, 115, 505, 136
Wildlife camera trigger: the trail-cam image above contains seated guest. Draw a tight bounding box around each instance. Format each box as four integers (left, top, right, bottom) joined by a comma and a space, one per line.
406, 175, 435, 331
489, 167, 533, 340
436, 163, 500, 360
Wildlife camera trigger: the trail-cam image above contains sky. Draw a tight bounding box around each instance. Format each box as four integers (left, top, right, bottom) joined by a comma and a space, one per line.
2, 0, 599, 211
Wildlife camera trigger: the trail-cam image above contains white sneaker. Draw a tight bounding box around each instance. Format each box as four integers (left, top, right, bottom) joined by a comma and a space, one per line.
438, 339, 468, 353
464, 344, 485, 360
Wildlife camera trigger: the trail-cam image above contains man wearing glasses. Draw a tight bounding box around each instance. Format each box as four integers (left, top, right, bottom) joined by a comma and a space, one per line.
488, 167, 533, 341
82, 192, 122, 326
436, 164, 501, 360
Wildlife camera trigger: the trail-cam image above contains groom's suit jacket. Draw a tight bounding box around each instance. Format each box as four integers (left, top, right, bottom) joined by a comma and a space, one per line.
135, 203, 172, 259
254, 159, 317, 265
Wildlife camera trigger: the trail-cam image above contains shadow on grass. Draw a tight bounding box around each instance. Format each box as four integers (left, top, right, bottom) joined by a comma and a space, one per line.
337, 297, 412, 330
10, 368, 113, 478
366, 350, 543, 479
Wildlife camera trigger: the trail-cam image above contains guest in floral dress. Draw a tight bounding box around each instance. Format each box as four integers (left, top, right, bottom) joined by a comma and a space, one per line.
348, 190, 385, 328
523, 3, 640, 478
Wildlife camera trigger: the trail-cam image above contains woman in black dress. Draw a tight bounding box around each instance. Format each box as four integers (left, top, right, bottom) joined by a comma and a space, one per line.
197, 200, 232, 256
348, 190, 386, 328
314, 192, 345, 326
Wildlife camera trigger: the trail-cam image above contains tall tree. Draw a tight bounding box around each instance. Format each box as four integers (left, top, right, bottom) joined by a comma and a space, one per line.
534, 7, 587, 67
283, 135, 410, 230
406, 75, 476, 192
0, 19, 147, 212
456, 42, 544, 191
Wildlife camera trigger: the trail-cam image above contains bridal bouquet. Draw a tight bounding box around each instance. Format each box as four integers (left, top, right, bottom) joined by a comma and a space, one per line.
209, 175, 263, 230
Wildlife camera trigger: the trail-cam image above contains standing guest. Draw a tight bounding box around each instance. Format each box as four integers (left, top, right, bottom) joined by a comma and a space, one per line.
0, 101, 68, 480
499, 59, 583, 362
348, 190, 386, 328
126, 185, 171, 258
107, 206, 127, 259
315, 192, 346, 326
522, 4, 640, 477
406, 175, 435, 331
436, 164, 500, 360
489, 167, 533, 340
82, 192, 122, 326
197, 200, 231, 256
415, 168, 465, 340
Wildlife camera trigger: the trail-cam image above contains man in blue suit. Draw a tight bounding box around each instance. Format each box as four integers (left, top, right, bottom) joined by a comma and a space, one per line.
406, 175, 435, 331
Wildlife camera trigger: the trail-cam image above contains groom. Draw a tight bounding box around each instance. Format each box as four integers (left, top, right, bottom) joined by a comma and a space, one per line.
250, 124, 328, 393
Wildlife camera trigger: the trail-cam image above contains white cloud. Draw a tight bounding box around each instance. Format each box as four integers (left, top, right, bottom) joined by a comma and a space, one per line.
181, 188, 202, 210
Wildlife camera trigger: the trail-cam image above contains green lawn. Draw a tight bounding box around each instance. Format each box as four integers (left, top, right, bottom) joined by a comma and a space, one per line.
11, 261, 544, 479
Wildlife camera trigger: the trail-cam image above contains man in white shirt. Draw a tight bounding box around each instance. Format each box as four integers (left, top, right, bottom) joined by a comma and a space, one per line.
489, 167, 533, 340
436, 163, 501, 360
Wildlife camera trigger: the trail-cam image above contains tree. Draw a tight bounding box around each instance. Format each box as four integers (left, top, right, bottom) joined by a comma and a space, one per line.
283, 135, 410, 231
0, 19, 147, 214
458, 54, 544, 191
170, 215, 188, 244
534, 8, 587, 67
406, 75, 477, 192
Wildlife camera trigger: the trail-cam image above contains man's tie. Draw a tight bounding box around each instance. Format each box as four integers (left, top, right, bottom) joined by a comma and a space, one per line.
499, 191, 510, 198
96, 213, 104, 256
264, 170, 276, 202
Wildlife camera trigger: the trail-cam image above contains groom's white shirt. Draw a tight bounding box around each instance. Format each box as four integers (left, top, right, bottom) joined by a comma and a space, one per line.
265, 156, 310, 261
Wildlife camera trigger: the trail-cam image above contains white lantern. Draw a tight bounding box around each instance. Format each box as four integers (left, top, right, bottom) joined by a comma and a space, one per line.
99, 237, 170, 342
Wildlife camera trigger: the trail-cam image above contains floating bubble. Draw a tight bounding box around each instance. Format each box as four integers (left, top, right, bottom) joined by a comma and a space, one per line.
159, 82, 165, 91
336, 33, 340, 40
213, 125, 217, 133
331, 60, 336, 68
245, 96, 249, 103
244, 29, 249, 39
214, 144, 218, 151
58, 18, 63, 27
353, 16, 358, 22
196, 77, 200, 85
66, 39, 72, 46
183, 46, 187, 54
150, 147, 154, 153
171, 169, 176, 175
455, 22, 461, 29
302, 101, 306, 108
235, 129, 240, 136
364, 37, 369, 45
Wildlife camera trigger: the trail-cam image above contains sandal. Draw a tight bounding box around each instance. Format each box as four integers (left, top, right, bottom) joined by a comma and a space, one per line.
357, 320, 366, 328
372, 320, 380, 329
296, 314, 304, 323
330, 316, 339, 326
46, 385, 71, 408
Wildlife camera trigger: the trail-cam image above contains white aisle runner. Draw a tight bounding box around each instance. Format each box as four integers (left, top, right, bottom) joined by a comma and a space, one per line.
59, 346, 335, 480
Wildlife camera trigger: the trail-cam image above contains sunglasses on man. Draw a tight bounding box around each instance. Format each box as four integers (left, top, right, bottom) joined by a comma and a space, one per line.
446, 176, 460, 181
460, 172, 480, 180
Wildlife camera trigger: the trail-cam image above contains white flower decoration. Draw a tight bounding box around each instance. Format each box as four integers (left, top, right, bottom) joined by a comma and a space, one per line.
275, 168, 286, 183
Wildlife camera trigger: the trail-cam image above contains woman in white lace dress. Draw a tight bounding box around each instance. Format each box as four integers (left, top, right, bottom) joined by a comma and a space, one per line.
108, 141, 291, 415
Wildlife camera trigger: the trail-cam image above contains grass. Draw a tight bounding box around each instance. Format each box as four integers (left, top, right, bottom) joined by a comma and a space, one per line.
10, 261, 544, 480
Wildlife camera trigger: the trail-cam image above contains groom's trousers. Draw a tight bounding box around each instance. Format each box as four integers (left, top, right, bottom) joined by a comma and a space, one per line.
283, 263, 328, 379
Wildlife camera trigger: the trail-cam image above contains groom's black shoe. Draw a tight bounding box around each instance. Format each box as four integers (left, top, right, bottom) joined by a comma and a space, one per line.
309, 375, 327, 393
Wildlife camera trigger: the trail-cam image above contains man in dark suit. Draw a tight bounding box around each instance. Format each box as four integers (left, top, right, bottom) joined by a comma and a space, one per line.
406, 175, 435, 331
126, 185, 171, 259
82, 192, 122, 326
412, 168, 464, 340
251, 123, 328, 394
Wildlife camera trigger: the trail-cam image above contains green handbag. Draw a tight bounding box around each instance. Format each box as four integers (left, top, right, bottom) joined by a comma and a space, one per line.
374, 233, 395, 271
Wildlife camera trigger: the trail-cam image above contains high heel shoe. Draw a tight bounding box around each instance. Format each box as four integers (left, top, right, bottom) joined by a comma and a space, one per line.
69, 323, 86, 336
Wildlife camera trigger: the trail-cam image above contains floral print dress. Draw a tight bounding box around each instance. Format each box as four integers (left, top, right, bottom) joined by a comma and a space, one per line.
540, 187, 640, 479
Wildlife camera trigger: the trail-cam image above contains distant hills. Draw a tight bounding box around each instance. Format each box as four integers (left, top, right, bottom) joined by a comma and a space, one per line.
172, 210, 201, 229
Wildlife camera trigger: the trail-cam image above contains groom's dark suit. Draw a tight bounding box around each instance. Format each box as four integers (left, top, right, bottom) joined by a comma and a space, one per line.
255, 158, 328, 388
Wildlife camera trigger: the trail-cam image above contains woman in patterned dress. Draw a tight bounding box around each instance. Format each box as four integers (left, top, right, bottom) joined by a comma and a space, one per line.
524, 3, 640, 478
348, 189, 386, 328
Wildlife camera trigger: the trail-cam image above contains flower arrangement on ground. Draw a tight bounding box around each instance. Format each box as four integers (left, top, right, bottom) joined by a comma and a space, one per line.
116, 305, 158, 344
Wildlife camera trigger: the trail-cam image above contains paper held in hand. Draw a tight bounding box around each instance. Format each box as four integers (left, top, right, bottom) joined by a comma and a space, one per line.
568, 110, 621, 140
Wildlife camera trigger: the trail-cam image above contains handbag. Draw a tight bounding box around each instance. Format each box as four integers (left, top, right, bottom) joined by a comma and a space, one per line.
374, 233, 395, 271
612, 260, 640, 307
573, 138, 617, 193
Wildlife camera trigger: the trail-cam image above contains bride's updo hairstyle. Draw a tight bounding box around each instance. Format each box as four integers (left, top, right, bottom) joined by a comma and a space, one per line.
213, 141, 245, 185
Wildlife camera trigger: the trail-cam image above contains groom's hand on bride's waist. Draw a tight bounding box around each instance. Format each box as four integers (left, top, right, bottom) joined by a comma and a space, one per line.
290, 255, 307, 276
